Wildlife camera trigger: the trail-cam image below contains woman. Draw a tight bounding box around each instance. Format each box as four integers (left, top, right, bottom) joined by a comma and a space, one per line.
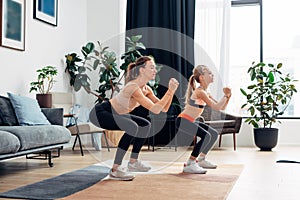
175, 65, 231, 174
94, 56, 179, 180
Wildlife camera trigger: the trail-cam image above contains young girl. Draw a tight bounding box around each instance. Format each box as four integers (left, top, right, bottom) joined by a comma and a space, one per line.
175, 65, 231, 174
94, 56, 179, 180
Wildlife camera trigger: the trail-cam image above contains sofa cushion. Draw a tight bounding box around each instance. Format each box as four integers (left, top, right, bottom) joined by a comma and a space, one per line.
0, 113, 3, 125
0, 96, 19, 126
0, 125, 71, 151
41, 108, 64, 126
0, 131, 21, 154
7, 93, 51, 126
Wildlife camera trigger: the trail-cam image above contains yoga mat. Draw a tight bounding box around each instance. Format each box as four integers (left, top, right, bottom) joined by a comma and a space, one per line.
0, 165, 110, 200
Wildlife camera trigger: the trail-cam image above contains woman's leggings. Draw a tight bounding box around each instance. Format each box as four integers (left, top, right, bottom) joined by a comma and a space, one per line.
94, 101, 151, 165
175, 117, 218, 157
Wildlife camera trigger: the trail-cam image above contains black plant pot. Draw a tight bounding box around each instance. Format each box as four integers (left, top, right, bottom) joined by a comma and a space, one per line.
254, 128, 278, 151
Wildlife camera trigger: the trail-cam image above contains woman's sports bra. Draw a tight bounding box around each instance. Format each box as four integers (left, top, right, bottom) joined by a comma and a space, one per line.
113, 82, 140, 110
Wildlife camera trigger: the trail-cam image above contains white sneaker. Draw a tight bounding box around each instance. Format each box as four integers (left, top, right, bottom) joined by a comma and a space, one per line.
128, 160, 151, 172
109, 166, 135, 181
183, 162, 207, 174
198, 158, 217, 169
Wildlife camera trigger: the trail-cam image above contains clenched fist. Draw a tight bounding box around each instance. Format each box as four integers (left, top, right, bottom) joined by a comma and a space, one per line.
223, 87, 232, 97
168, 78, 179, 93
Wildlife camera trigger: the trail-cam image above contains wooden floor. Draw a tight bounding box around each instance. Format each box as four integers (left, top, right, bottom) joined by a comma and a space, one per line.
1, 145, 300, 200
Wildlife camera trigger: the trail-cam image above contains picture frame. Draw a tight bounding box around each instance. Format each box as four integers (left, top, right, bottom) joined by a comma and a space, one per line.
33, 0, 58, 26
0, 0, 26, 51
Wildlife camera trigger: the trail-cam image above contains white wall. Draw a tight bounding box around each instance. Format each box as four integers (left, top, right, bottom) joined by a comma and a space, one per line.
0, 0, 87, 98
0, 0, 125, 107
86, 0, 126, 44
74, 0, 127, 107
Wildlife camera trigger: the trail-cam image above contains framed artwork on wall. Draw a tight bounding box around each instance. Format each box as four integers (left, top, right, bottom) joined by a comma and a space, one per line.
0, 0, 26, 51
33, 0, 58, 26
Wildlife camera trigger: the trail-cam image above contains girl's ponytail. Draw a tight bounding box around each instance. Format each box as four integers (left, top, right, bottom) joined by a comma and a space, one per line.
185, 75, 195, 104
184, 65, 207, 104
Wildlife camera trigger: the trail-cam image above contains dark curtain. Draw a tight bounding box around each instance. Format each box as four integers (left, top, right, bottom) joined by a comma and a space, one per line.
126, 0, 196, 146
126, 0, 196, 102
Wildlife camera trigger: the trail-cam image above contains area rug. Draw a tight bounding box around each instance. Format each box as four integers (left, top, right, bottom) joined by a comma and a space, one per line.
0, 165, 110, 200
61, 163, 244, 200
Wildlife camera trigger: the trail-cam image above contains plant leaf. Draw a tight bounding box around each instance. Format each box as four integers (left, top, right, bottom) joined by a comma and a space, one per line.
268, 71, 274, 82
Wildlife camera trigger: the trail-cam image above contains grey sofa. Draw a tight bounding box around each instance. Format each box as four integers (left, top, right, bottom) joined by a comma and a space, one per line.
0, 96, 71, 167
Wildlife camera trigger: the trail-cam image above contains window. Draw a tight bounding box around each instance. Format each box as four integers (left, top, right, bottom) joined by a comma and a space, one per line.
228, 2, 260, 115
263, 0, 300, 117
229, 0, 300, 117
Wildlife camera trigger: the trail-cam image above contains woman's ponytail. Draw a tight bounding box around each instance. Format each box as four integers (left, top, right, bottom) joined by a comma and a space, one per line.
125, 63, 137, 84
125, 56, 153, 83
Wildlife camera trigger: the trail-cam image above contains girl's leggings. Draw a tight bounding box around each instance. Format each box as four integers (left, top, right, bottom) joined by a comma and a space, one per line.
175, 117, 218, 157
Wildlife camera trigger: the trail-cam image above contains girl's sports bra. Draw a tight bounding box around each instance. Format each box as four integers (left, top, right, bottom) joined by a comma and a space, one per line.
188, 98, 206, 108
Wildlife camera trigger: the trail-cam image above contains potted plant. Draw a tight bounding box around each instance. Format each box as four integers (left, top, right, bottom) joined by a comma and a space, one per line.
240, 62, 297, 151
64, 42, 96, 95
29, 66, 58, 108
64, 35, 150, 103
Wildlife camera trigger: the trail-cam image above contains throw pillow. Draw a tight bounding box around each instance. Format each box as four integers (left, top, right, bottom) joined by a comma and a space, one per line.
0, 96, 19, 126
7, 92, 51, 126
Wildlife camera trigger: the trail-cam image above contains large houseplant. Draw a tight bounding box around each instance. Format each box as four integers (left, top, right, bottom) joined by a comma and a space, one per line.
65, 35, 148, 103
29, 65, 58, 108
240, 62, 297, 150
